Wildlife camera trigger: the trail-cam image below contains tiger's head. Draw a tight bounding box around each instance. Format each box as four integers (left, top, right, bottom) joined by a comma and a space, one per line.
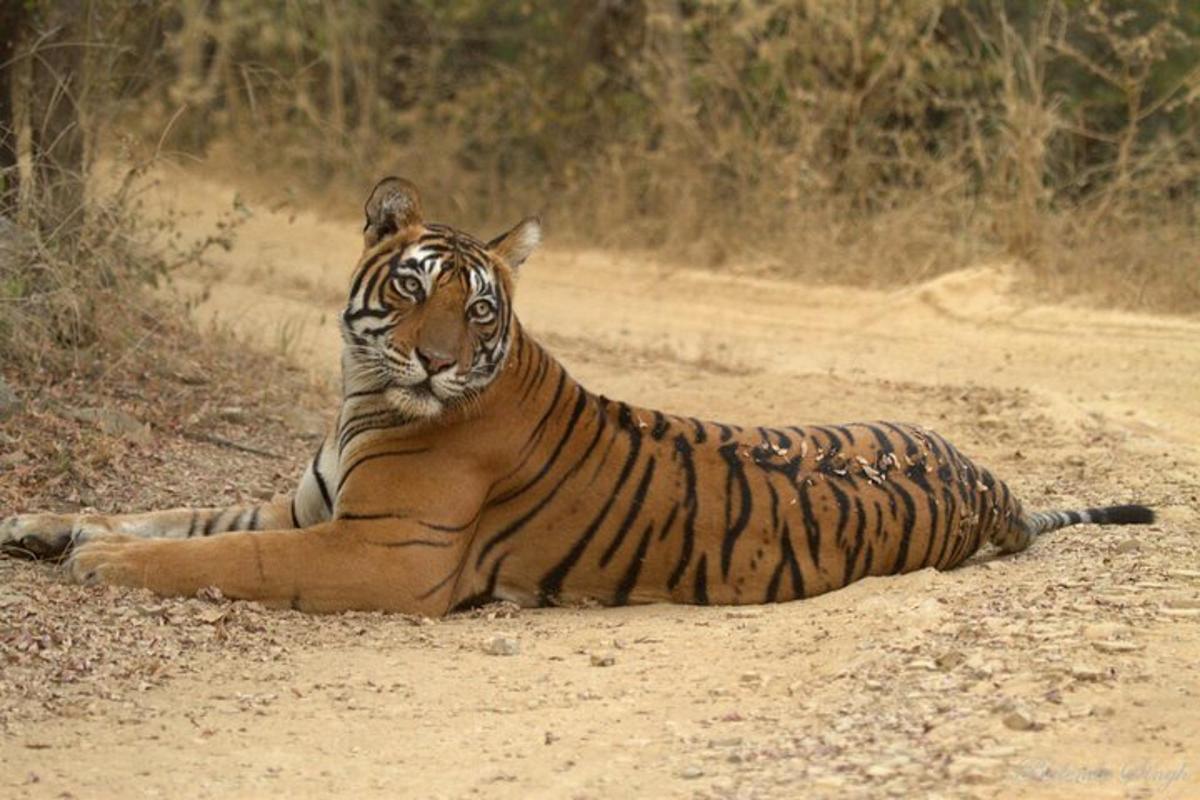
340, 177, 541, 419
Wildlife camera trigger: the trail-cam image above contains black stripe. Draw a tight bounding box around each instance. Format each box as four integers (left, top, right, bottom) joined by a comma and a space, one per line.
343, 388, 387, 401
337, 511, 410, 521
887, 480, 918, 574
599, 455, 657, 567
693, 554, 709, 604
650, 411, 669, 441
667, 434, 699, 589
450, 554, 510, 612
864, 423, 894, 456
313, 456, 334, 511
420, 510, 481, 533
781, 521, 805, 599
843, 497, 867, 587
346, 251, 386, 301
186, 511, 199, 538
475, 408, 608, 567
203, 510, 224, 537
613, 523, 655, 605
489, 388, 588, 506
539, 407, 643, 601
718, 442, 753, 578
828, 480, 850, 549
656, 503, 680, 542
796, 480, 823, 570
336, 447, 431, 494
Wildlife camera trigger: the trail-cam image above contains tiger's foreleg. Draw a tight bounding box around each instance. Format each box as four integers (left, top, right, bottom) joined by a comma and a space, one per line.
65, 518, 470, 615
0, 498, 300, 560
1, 434, 338, 561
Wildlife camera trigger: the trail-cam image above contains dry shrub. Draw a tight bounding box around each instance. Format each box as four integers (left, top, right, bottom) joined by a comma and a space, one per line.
0, 2, 238, 376
9, 1, 1198, 320
138, 0, 1196, 313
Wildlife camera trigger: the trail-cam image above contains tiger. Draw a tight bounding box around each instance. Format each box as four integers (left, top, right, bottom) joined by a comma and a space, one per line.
0, 177, 1155, 615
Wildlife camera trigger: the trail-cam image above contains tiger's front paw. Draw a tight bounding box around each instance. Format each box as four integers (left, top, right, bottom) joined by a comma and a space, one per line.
1, 513, 115, 560
65, 535, 150, 588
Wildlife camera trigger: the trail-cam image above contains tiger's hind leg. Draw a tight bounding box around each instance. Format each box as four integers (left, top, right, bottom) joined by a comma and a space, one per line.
0, 498, 301, 561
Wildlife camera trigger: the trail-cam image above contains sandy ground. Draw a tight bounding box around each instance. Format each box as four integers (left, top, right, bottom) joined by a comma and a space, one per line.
2, 166, 1199, 798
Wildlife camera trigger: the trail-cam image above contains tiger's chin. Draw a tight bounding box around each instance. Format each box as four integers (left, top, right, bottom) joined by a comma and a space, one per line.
385, 385, 446, 419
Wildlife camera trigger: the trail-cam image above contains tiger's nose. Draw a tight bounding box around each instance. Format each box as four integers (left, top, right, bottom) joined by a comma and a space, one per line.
416, 347, 456, 375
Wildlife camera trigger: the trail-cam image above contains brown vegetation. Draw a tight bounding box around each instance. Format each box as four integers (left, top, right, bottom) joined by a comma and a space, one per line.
1, 2, 1197, 376
126, 0, 1199, 313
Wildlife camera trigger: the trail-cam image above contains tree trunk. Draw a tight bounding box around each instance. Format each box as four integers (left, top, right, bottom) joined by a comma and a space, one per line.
29, 0, 85, 239
0, 0, 25, 216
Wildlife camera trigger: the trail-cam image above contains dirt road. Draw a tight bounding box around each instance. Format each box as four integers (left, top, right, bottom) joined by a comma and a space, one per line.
2, 167, 1198, 798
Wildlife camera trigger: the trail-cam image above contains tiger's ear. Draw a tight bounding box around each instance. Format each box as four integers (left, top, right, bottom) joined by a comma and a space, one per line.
486, 216, 542, 270
363, 176, 424, 247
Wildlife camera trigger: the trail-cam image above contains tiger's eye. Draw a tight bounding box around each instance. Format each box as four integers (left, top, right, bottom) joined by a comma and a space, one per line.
470, 299, 495, 319
398, 276, 422, 296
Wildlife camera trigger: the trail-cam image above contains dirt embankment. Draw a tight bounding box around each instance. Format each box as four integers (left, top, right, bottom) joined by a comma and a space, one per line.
2, 167, 1198, 799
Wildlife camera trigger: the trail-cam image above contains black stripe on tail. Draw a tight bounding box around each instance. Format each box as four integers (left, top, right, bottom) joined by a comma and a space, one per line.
1025, 504, 1154, 536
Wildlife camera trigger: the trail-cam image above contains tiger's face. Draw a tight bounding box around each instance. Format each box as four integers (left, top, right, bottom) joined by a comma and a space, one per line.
340, 177, 540, 419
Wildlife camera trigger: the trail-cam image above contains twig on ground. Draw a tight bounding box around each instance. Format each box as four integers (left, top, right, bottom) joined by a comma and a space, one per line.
183, 431, 284, 460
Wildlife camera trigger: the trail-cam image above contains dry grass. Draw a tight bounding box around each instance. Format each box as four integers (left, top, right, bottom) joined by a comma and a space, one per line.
116, 0, 1197, 315
2, 1, 1196, 400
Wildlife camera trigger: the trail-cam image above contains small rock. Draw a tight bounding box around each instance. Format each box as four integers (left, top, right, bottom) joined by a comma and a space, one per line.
590, 652, 616, 667
708, 736, 743, 748
725, 609, 761, 619
1161, 607, 1200, 619
1071, 664, 1106, 682
679, 765, 704, 780
1002, 708, 1043, 731
739, 671, 766, 688
218, 406, 250, 424
948, 756, 1001, 784
283, 407, 328, 441
0, 449, 28, 467
64, 407, 152, 446
168, 364, 209, 385
962, 654, 994, 678
935, 650, 964, 670
0, 589, 30, 608
1092, 640, 1142, 654
1084, 622, 1130, 640
483, 636, 520, 656
1113, 538, 1141, 554
0, 378, 21, 420
196, 607, 229, 625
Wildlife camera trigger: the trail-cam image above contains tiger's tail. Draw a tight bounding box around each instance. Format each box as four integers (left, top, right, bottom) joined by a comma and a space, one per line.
993, 504, 1155, 554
